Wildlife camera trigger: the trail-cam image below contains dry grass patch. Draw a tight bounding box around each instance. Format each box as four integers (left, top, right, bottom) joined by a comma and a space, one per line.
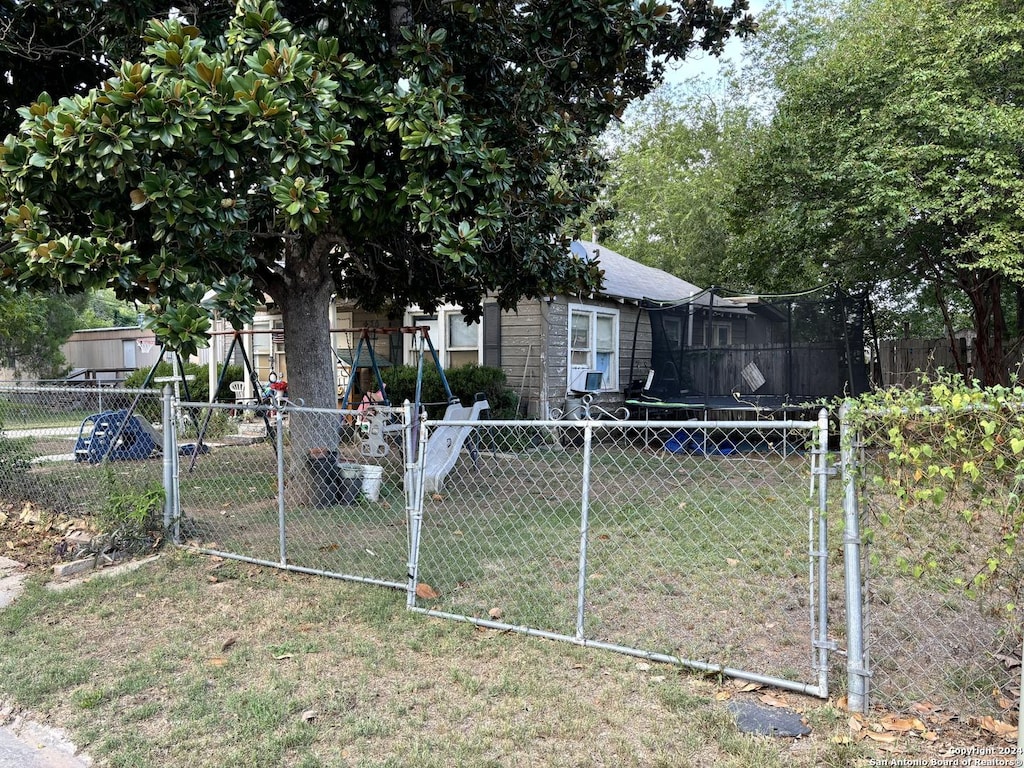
0, 550, 863, 768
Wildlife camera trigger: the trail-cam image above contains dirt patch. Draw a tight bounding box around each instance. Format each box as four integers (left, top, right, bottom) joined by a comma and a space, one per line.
0, 500, 67, 572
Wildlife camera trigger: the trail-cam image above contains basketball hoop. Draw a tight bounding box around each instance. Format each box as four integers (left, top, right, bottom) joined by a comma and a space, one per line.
137, 338, 155, 354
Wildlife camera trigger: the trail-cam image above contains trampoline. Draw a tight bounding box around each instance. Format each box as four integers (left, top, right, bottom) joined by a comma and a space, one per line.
627, 286, 875, 418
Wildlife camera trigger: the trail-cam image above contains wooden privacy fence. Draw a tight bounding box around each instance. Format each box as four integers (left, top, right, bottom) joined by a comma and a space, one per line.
877, 337, 968, 387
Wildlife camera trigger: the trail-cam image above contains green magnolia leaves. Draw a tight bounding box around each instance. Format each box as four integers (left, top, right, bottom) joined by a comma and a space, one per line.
1, 0, 746, 358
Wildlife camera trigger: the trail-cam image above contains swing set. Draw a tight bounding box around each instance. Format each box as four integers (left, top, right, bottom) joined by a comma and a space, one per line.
335, 326, 456, 412
74, 323, 459, 470
183, 325, 455, 465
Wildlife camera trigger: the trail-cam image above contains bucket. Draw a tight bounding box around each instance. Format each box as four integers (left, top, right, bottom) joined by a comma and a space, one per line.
336, 463, 364, 504
361, 464, 384, 501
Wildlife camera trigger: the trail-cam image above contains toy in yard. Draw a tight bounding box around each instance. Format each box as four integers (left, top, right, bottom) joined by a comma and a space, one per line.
268, 376, 288, 413
356, 386, 390, 458
627, 284, 876, 419
337, 326, 458, 460
422, 397, 491, 494
81, 345, 193, 464
74, 410, 160, 463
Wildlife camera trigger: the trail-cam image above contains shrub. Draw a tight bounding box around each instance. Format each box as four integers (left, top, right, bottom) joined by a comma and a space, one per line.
380, 364, 516, 418
844, 371, 1024, 614
85, 470, 166, 556
123, 362, 245, 421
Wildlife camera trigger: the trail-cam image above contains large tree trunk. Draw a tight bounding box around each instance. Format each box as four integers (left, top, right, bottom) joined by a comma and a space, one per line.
264, 237, 341, 484
959, 267, 1008, 387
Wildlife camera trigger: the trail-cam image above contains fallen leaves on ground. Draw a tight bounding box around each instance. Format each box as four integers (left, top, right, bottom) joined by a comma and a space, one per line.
758, 692, 789, 708
978, 715, 1016, 740
879, 714, 926, 733
0, 501, 66, 570
415, 582, 439, 600
846, 700, 1019, 758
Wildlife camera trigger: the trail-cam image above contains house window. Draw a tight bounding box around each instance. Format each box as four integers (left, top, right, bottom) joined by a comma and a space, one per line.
664, 316, 683, 350
253, 319, 285, 381
568, 305, 618, 392
446, 314, 481, 367
712, 322, 732, 347
405, 307, 482, 368
409, 314, 440, 368
700, 321, 732, 348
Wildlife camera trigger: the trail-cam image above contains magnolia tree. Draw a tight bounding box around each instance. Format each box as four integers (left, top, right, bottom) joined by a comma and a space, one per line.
1, 0, 751, 426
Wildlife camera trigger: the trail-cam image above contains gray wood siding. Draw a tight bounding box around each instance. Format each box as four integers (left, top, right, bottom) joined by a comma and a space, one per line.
499, 301, 545, 417
62, 328, 164, 373
543, 299, 569, 417
332, 309, 394, 363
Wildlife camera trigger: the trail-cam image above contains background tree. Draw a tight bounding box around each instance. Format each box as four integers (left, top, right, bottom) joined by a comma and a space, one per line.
0, 287, 78, 377
730, 0, 1024, 385
602, 81, 763, 291
73, 288, 141, 328
599, 0, 838, 294
0, 0, 753, 451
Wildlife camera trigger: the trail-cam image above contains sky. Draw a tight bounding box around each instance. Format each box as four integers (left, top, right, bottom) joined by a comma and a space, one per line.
664, 0, 774, 85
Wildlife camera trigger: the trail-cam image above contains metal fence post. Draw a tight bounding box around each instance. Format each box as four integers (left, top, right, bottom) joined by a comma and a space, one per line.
405, 400, 427, 610
575, 422, 594, 641
812, 408, 831, 698
840, 401, 869, 713
162, 385, 174, 532
276, 406, 287, 566
170, 389, 182, 544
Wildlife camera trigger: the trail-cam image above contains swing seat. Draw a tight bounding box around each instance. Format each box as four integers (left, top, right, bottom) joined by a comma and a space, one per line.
228, 380, 260, 416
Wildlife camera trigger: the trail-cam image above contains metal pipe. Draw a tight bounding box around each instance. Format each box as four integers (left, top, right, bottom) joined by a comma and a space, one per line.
162, 385, 174, 531
840, 401, 869, 712
410, 607, 828, 698
404, 399, 424, 610
575, 422, 594, 640
170, 392, 181, 544
419, 417, 821, 430
276, 406, 287, 567
1018, 632, 1024, 756
181, 548, 406, 590
815, 407, 831, 697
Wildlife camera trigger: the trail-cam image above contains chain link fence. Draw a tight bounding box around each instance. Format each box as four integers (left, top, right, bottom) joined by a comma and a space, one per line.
176, 400, 411, 589
410, 414, 834, 696
845, 402, 1023, 718
0, 383, 165, 554
6, 381, 1019, 718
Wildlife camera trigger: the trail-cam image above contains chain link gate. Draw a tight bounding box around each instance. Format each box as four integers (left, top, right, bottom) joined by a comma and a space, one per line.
408, 411, 835, 697
175, 400, 414, 589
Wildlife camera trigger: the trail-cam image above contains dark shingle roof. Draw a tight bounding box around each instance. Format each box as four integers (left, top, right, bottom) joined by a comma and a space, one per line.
571, 241, 703, 302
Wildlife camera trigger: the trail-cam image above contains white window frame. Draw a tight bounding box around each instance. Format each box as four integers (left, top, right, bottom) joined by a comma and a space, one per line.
446, 312, 481, 366
404, 305, 482, 368
711, 321, 732, 348
567, 304, 619, 393
700, 320, 733, 348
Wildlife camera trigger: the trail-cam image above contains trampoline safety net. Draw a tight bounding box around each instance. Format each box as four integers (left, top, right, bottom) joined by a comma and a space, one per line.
637, 288, 871, 409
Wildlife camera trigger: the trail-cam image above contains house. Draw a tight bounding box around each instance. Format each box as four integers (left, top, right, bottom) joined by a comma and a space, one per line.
485, 240, 703, 418
60, 326, 165, 384
242, 240, 703, 418
50, 242, 699, 411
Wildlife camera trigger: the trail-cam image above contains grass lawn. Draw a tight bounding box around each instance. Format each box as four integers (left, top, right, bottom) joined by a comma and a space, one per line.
0, 551, 866, 768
